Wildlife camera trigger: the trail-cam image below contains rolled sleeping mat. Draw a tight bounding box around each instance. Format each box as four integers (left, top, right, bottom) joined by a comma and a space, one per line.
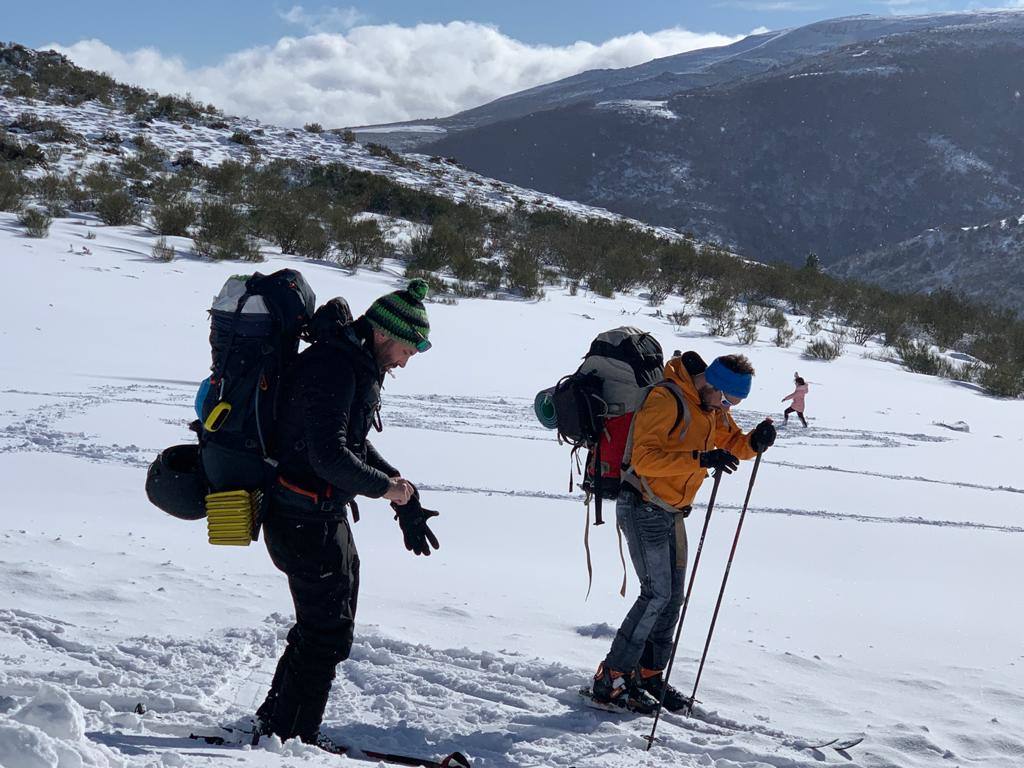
534, 386, 558, 429
205, 489, 261, 545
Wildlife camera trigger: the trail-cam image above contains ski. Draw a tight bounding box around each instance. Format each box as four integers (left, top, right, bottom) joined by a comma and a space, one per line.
834, 735, 865, 750
187, 732, 471, 768
577, 687, 863, 754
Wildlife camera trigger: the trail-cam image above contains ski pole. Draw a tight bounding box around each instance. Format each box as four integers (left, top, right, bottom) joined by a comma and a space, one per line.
645, 469, 724, 751
684, 451, 763, 713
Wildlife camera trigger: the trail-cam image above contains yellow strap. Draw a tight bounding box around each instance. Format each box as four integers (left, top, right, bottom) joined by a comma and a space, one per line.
202, 401, 232, 432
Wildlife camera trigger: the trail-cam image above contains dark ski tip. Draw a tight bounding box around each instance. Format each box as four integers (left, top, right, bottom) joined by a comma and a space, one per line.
187, 732, 471, 768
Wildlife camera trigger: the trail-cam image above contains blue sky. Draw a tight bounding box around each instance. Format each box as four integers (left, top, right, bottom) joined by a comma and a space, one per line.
15, 1, 1023, 127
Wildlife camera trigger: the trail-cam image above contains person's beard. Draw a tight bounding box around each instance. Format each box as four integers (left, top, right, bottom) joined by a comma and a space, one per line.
697, 385, 716, 412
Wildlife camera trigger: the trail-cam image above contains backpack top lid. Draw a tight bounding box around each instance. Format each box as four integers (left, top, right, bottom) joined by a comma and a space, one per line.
210, 270, 317, 324
212, 275, 270, 315
580, 327, 664, 417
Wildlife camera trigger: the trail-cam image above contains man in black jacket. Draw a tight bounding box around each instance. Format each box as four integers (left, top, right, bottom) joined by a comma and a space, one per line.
255, 279, 438, 749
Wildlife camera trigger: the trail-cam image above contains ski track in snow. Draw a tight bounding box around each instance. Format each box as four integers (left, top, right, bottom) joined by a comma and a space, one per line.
0, 607, 875, 767
4, 603, 1020, 767
2, 383, 1022, 542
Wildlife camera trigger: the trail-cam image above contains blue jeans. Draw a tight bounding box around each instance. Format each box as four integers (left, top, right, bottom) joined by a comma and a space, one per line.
604, 489, 687, 673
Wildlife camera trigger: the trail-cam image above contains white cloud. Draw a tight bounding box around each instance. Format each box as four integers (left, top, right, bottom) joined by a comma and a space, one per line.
278, 5, 367, 33
716, 1, 823, 10
44, 22, 745, 128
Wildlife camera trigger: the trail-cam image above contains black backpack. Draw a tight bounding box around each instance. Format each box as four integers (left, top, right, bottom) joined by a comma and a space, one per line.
196, 269, 317, 493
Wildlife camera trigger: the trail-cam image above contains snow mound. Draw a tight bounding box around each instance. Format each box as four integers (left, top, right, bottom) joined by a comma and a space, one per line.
0, 683, 124, 768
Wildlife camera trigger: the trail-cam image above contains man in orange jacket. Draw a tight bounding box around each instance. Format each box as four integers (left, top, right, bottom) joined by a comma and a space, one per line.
590, 351, 775, 713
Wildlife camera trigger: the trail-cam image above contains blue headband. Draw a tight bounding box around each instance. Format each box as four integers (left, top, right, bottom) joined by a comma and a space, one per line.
704, 358, 752, 399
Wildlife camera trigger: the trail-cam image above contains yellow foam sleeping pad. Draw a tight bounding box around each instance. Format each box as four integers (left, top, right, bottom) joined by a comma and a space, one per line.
205, 489, 262, 546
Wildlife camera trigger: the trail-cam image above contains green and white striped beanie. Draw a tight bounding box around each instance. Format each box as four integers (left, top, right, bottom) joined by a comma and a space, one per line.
365, 278, 431, 349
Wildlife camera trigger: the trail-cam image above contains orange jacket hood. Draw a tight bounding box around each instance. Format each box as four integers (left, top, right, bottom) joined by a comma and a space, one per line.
628, 358, 757, 510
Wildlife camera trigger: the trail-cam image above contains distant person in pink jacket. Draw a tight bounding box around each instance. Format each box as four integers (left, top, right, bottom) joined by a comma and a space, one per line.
782, 373, 809, 427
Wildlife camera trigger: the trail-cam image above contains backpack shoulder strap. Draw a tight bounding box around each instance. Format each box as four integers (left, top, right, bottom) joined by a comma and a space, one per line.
620, 380, 689, 470
620, 380, 692, 515
660, 380, 690, 436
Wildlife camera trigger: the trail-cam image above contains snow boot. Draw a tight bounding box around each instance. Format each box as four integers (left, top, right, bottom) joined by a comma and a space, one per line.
303, 731, 347, 755
591, 663, 660, 715
636, 668, 691, 713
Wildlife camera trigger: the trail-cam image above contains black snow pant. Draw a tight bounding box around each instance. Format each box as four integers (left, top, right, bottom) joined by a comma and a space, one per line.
256, 506, 360, 742
783, 407, 808, 427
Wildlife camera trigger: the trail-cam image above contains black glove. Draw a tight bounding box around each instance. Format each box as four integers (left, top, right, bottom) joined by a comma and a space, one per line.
750, 419, 777, 453
391, 488, 440, 556
699, 449, 740, 474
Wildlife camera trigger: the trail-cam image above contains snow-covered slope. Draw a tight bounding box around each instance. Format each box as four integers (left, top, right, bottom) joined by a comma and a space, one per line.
2, 214, 1023, 767
0, 94, 682, 243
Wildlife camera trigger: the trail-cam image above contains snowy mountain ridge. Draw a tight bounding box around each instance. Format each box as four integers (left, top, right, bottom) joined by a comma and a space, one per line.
408, 11, 1024, 309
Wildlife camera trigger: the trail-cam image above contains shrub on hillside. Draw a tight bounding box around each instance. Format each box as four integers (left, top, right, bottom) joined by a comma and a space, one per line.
667, 310, 691, 330
330, 212, 386, 270
152, 196, 196, 236
8, 113, 83, 144
699, 292, 737, 337
402, 267, 444, 298
203, 160, 247, 199
248, 184, 329, 253
304, 123, 324, 133
63, 174, 91, 212
8, 73, 35, 99
766, 308, 787, 329
588, 276, 616, 299
293, 219, 331, 261
504, 243, 542, 298
83, 163, 120, 196
0, 131, 46, 165
894, 339, 947, 377
33, 173, 68, 216
366, 142, 402, 163
407, 209, 486, 279
948, 360, 982, 383
148, 94, 205, 122
151, 236, 175, 262
736, 315, 759, 345
803, 337, 843, 361
0, 166, 26, 211
773, 324, 795, 348
19, 207, 52, 237
229, 130, 257, 147
173, 149, 200, 169
193, 201, 261, 261
96, 189, 139, 226
127, 135, 169, 173
977, 358, 1024, 398
646, 241, 698, 305
847, 324, 876, 345
745, 303, 773, 324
